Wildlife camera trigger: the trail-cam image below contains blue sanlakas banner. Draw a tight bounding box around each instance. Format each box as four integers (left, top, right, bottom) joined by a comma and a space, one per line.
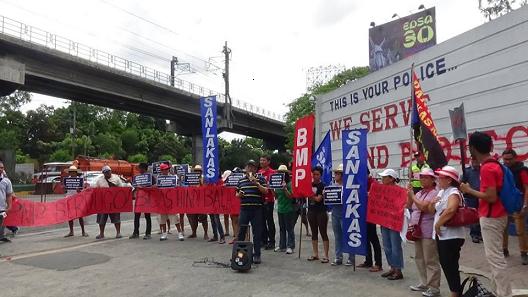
341, 129, 368, 256
200, 95, 219, 184
311, 131, 332, 186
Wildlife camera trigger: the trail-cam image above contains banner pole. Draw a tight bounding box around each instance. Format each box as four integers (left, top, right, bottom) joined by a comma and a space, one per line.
298, 199, 304, 259
460, 139, 467, 181
409, 64, 416, 182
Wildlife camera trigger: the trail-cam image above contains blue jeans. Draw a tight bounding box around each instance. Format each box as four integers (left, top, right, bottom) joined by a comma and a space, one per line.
331, 206, 350, 260
278, 212, 295, 249
381, 226, 404, 270
209, 214, 224, 239
237, 206, 263, 257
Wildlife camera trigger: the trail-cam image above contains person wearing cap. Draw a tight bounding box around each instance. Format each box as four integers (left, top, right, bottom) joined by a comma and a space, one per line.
63, 166, 88, 238
407, 168, 441, 297
236, 159, 268, 264
258, 154, 277, 250
187, 165, 209, 240
378, 169, 405, 280
414, 166, 465, 297
329, 164, 354, 266
129, 162, 153, 240
95, 165, 125, 239
157, 163, 184, 241
461, 132, 512, 297
411, 152, 430, 194
273, 165, 295, 254
307, 166, 330, 264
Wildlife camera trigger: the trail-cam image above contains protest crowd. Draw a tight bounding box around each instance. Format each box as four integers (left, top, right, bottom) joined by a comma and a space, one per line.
1, 130, 527, 297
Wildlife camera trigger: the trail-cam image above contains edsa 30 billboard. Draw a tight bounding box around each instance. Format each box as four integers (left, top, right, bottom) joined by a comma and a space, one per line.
369, 7, 436, 71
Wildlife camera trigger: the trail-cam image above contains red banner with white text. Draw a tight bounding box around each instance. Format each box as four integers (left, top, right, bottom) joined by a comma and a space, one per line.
3, 187, 133, 227
366, 183, 407, 232
292, 114, 315, 197
135, 186, 239, 214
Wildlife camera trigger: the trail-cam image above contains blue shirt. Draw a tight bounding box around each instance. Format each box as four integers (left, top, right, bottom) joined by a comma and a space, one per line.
237, 175, 266, 207
462, 166, 480, 201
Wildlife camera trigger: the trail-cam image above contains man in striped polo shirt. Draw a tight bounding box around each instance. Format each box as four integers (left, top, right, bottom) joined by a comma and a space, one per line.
236, 160, 268, 264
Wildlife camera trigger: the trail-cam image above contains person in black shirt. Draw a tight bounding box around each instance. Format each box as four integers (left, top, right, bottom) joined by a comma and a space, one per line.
236, 160, 268, 264
307, 166, 330, 263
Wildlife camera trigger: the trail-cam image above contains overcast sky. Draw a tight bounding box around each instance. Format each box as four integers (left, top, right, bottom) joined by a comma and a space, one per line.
2, 0, 486, 119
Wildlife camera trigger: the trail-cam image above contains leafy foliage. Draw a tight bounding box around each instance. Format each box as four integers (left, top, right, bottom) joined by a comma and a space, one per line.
478, 0, 527, 20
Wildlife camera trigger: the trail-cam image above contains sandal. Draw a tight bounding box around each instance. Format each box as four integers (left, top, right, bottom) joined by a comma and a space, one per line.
320, 258, 329, 264
369, 266, 382, 272
307, 256, 320, 261
64, 233, 74, 238
95, 234, 105, 240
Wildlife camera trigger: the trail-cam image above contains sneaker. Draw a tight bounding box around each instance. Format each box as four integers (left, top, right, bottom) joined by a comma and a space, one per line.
387, 271, 403, 280
178, 232, 184, 241
422, 288, 440, 297
274, 247, 285, 252
286, 248, 293, 254
253, 256, 262, 264
160, 233, 168, 241
331, 259, 343, 266
129, 233, 139, 239
0, 237, 11, 243
345, 259, 354, 266
219, 238, 225, 244
143, 235, 152, 240
409, 284, 428, 292
522, 253, 528, 265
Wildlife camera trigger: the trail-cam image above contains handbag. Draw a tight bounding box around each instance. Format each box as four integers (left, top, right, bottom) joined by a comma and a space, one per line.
445, 191, 480, 227
461, 276, 496, 297
406, 212, 423, 241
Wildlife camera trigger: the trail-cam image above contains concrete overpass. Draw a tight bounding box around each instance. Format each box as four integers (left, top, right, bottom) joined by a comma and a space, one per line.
0, 16, 286, 162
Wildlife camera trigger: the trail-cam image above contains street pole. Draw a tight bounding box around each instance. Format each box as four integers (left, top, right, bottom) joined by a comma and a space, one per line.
72, 100, 76, 160
222, 41, 233, 129
170, 56, 177, 87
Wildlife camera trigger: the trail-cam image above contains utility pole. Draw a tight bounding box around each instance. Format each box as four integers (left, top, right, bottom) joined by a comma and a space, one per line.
71, 100, 76, 159
222, 41, 233, 129
170, 56, 177, 87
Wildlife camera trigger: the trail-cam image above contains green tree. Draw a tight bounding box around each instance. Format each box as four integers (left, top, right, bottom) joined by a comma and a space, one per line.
121, 129, 139, 156
49, 149, 71, 162
479, 0, 527, 20
159, 154, 176, 163
284, 66, 369, 149
128, 153, 148, 163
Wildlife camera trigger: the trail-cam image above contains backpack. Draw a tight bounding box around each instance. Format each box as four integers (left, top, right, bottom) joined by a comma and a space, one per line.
483, 159, 523, 215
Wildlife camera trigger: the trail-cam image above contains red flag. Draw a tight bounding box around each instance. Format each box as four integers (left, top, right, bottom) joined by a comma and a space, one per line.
292, 114, 315, 197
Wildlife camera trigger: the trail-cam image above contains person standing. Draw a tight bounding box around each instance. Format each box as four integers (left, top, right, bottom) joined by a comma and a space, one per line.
407, 168, 442, 297
461, 132, 512, 297
501, 149, 528, 265
462, 157, 482, 243
379, 169, 405, 280
209, 173, 225, 244
187, 165, 209, 240
95, 166, 125, 239
63, 166, 88, 238
236, 160, 267, 264
358, 169, 383, 272
411, 152, 430, 194
129, 163, 153, 240
259, 155, 276, 250
157, 163, 184, 241
228, 167, 242, 245
0, 161, 13, 243
329, 164, 353, 266
274, 165, 295, 254
307, 166, 330, 264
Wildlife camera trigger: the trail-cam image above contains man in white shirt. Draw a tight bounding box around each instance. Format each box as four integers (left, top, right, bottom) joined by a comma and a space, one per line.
95, 165, 125, 239
0, 161, 13, 243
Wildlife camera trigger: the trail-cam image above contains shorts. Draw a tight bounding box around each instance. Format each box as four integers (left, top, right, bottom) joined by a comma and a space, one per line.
158, 214, 179, 225
96, 213, 121, 224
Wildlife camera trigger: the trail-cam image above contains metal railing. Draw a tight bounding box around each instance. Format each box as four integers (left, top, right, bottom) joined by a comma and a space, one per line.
0, 15, 285, 122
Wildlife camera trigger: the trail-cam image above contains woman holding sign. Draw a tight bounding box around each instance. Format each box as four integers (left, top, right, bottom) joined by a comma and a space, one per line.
274, 165, 295, 254
407, 168, 441, 297
379, 169, 405, 280
64, 166, 88, 238
307, 166, 330, 263
412, 166, 465, 297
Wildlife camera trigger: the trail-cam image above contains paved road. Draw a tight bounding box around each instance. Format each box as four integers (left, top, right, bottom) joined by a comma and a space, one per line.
1, 216, 527, 297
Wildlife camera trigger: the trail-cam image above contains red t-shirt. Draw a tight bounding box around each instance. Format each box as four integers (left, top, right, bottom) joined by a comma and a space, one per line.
520, 170, 528, 188
258, 167, 276, 203
479, 160, 507, 218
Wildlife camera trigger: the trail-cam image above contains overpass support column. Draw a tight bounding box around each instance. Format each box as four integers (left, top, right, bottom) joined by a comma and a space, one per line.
191, 134, 203, 166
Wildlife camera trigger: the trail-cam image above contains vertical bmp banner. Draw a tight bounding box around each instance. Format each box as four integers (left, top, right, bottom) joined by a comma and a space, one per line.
200, 96, 219, 184
292, 114, 315, 197
312, 131, 332, 186
341, 129, 368, 256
